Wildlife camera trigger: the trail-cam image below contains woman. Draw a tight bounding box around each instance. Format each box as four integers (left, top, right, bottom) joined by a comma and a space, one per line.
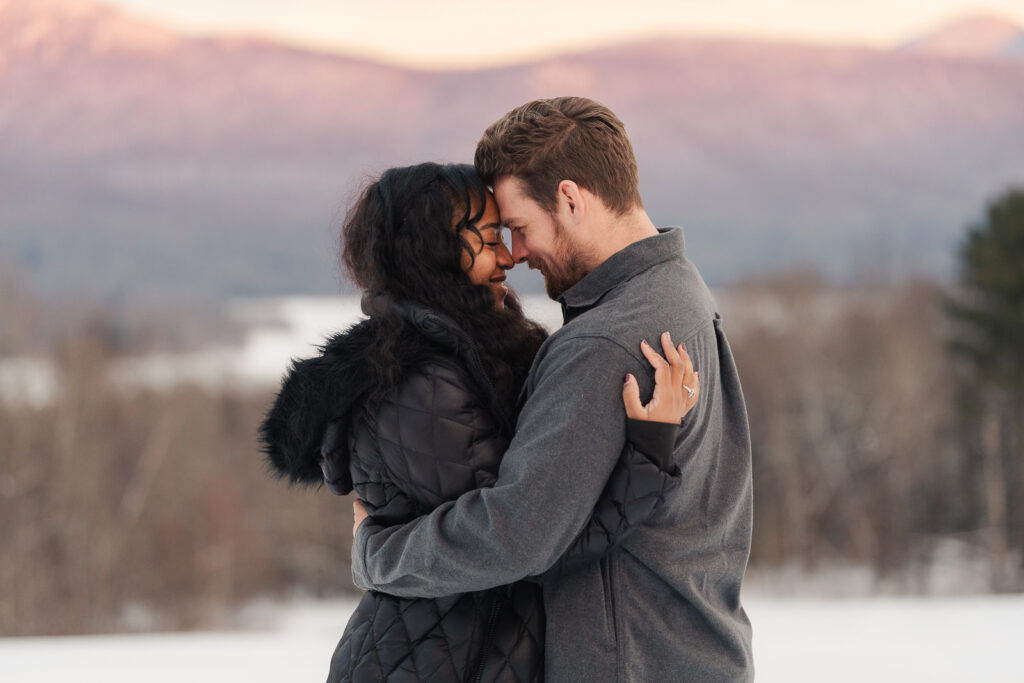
259, 163, 698, 682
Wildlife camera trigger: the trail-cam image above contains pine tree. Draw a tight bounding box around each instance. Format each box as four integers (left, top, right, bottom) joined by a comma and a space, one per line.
946, 187, 1024, 590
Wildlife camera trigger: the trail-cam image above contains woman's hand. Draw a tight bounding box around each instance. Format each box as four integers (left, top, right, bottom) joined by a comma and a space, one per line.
353, 499, 369, 537
622, 331, 699, 424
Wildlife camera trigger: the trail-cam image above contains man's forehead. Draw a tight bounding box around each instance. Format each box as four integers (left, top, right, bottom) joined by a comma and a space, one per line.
493, 175, 524, 198
493, 176, 533, 220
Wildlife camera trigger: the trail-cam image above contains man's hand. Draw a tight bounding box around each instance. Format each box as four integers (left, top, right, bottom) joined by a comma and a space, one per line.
353, 498, 369, 537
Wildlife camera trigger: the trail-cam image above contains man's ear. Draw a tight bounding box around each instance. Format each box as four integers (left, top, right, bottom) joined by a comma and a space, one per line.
557, 180, 586, 224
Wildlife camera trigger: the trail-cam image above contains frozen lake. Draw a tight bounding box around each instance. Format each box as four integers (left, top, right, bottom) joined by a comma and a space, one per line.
2, 594, 1022, 682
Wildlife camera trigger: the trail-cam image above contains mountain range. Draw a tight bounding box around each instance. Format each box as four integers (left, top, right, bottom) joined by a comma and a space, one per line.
2, 0, 1024, 300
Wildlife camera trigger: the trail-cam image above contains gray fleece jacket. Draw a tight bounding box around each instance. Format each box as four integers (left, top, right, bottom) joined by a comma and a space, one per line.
353, 228, 754, 682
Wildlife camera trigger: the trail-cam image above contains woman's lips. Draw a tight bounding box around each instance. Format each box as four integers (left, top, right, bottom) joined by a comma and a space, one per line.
490, 276, 508, 294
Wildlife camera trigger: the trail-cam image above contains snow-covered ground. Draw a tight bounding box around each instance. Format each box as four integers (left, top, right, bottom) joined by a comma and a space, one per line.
2, 594, 1022, 682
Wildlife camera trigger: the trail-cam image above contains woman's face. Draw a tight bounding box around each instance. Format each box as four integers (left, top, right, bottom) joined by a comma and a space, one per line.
459, 194, 514, 309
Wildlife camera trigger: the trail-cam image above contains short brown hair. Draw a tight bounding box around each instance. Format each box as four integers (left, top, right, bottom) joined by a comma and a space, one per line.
474, 97, 642, 214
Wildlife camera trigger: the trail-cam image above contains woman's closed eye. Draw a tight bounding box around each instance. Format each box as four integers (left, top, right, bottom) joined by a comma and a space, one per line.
479, 228, 503, 248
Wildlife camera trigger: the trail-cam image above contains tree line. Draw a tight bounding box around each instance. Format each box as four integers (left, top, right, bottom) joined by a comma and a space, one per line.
0, 188, 1020, 635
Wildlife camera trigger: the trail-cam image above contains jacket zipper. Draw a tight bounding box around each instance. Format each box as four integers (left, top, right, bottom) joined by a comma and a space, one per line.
472, 594, 502, 683
601, 556, 618, 643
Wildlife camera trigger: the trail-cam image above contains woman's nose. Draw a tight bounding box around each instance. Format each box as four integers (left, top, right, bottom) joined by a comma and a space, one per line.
496, 239, 514, 269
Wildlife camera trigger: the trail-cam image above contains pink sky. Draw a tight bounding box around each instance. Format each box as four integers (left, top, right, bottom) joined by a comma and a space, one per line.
97, 0, 1024, 67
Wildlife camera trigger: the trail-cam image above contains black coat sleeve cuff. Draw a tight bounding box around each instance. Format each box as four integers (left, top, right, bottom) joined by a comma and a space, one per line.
625, 418, 679, 471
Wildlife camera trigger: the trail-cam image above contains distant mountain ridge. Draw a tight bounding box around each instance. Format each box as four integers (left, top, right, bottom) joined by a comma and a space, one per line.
2, 1, 1024, 300
901, 14, 1024, 58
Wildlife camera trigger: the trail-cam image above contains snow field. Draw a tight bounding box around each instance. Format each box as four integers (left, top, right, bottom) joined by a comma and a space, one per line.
2, 595, 1023, 682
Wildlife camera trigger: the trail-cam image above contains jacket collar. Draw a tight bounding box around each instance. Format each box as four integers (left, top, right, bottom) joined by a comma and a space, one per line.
558, 227, 685, 322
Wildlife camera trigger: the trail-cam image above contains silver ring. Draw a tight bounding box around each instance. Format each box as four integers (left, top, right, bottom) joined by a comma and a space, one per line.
683, 384, 695, 400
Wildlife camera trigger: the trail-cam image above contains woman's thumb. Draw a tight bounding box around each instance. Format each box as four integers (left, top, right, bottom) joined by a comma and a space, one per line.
622, 374, 643, 419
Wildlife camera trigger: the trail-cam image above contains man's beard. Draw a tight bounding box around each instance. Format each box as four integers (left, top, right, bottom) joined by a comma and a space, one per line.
531, 216, 591, 300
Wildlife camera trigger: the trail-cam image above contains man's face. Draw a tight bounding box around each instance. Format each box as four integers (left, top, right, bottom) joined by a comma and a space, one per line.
493, 176, 590, 300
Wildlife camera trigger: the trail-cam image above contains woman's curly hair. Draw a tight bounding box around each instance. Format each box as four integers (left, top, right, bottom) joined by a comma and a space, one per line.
341, 163, 548, 435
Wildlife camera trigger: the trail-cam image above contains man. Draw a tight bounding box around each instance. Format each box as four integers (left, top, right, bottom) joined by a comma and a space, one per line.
352, 97, 754, 681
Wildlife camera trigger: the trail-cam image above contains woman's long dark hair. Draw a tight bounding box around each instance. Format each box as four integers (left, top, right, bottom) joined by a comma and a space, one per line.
342, 163, 548, 436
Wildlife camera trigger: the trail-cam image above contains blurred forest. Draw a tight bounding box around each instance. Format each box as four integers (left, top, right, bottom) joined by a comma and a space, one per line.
0, 280, 355, 636
0, 189, 1022, 636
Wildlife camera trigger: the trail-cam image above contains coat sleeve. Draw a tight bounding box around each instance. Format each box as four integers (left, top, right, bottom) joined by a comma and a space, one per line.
352, 335, 668, 597
537, 419, 681, 580
364, 359, 679, 572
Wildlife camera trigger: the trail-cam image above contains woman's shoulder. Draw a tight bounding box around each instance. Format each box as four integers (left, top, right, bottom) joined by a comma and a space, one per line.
384, 356, 487, 417
354, 354, 506, 517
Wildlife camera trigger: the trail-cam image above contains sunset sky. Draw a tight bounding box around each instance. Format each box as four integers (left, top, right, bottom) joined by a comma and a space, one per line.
101, 0, 1024, 67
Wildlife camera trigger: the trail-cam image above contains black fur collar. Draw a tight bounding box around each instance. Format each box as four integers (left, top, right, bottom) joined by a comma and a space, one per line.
258, 296, 494, 491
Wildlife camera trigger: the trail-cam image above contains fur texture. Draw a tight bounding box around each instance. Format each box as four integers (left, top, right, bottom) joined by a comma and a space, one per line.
257, 301, 496, 492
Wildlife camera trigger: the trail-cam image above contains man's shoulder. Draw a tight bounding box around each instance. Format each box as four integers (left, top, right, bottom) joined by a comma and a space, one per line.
568, 265, 717, 342
533, 325, 639, 371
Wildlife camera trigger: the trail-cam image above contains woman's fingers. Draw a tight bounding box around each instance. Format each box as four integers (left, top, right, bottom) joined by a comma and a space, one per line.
640, 337, 669, 371
640, 338, 670, 400
678, 342, 696, 393
661, 332, 684, 386
677, 342, 699, 412
684, 370, 700, 411
657, 333, 684, 415
622, 374, 645, 420
625, 332, 702, 423
678, 340, 695, 379
629, 332, 678, 423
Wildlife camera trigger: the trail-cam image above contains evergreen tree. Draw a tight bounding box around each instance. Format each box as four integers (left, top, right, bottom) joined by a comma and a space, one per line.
946, 187, 1024, 590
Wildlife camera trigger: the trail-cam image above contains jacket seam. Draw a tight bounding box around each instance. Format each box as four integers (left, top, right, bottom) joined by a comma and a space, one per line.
556, 318, 713, 367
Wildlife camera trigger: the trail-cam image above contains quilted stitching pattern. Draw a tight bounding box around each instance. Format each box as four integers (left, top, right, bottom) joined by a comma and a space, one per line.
547, 445, 681, 579
331, 592, 489, 682
331, 359, 677, 682
379, 365, 502, 510
477, 584, 545, 683
350, 361, 504, 523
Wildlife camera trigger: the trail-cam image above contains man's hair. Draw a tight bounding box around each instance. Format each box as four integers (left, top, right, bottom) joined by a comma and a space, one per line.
474, 96, 642, 215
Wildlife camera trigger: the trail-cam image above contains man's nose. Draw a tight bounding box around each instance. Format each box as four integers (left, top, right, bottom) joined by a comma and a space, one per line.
510, 231, 529, 264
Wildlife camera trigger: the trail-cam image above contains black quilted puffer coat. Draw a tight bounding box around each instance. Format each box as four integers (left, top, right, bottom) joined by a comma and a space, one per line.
260, 299, 680, 683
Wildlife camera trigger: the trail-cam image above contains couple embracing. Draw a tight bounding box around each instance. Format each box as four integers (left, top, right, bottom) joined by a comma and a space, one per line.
261, 97, 754, 682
